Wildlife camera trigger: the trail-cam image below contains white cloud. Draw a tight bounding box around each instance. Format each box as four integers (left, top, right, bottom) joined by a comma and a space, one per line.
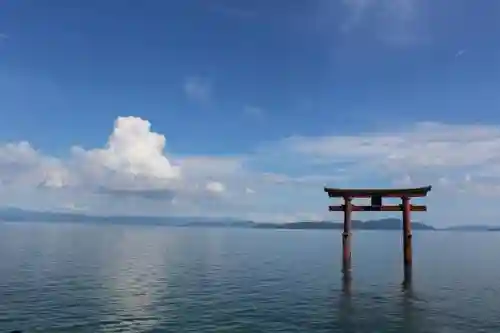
63, 117, 184, 199
270, 122, 500, 214
341, 0, 376, 31
340, 0, 426, 46
184, 76, 212, 104
206, 181, 225, 194
261, 172, 344, 186
76, 116, 181, 180
2, 117, 500, 225
245, 187, 255, 194
263, 118, 500, 224
0, 141, 69, 189
244, 105, 264, 118
0, 116, 239, 214
176, 156, 243, 177
280, 122, 500, 171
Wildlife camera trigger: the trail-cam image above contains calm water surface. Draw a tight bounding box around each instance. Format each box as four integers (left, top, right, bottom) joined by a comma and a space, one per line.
0, 222, 499, 332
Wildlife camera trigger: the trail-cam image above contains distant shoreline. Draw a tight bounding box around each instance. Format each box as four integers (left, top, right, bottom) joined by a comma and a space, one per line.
1, 207, 498, 231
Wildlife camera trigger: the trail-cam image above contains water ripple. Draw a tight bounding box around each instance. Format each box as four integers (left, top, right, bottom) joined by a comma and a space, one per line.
0, 224, 499, 332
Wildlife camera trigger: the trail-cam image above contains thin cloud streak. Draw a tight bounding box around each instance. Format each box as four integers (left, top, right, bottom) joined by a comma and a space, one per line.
210, 4, 257, 19
339, 0, 428, 46
184, 76, 213, 105
455, 49, 466, 57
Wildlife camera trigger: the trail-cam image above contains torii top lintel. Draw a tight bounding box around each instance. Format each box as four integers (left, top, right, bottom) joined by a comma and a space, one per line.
324, 186, 432, 198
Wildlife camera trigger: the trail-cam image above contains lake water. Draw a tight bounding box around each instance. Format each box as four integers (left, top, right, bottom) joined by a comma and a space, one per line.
0, 222, 499, 332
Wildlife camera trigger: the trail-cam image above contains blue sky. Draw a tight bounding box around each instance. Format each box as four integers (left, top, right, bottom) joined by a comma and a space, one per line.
0, 0, 500, 225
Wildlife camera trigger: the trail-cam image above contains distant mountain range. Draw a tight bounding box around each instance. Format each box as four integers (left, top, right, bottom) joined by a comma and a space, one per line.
0, 207, 254, 227
255, 219, 434, 230
0, 207, 431, 230
0, 207, 498, 231
440, 225, 500, 231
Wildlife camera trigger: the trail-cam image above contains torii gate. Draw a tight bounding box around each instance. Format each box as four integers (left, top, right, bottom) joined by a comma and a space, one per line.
324, 186, 432, 288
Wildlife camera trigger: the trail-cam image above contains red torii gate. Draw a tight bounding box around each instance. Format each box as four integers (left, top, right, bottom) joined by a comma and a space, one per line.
324, 186, 432, 286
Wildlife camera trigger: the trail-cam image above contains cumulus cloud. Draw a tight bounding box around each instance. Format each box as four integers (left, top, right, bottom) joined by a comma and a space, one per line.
71, 116, 181, 193
87, 116, 180, 180
0, 115, 336, 220
0, 117, 239, 213
0, 141, 69, 189
2, 116, 500, 225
